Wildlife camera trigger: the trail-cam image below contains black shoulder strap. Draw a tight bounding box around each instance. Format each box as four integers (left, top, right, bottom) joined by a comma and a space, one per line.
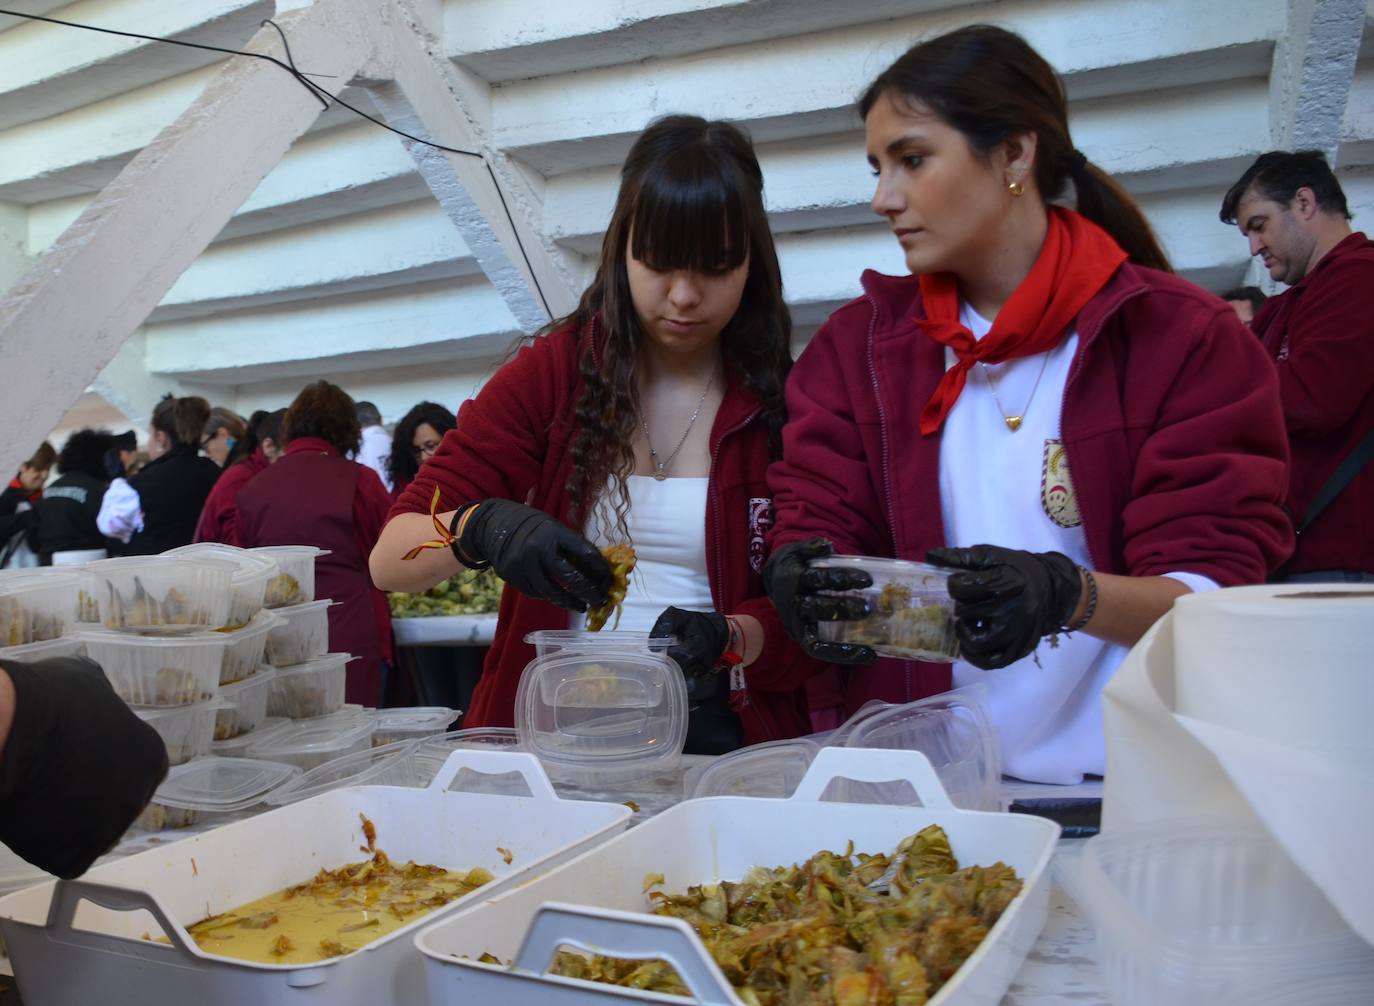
1297, 428, 1374, 533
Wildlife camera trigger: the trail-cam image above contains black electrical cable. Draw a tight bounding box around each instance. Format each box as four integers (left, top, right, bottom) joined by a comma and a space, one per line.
0, 7, 554, 317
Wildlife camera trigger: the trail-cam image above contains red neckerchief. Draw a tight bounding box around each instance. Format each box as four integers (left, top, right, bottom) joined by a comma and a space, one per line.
915, 208, 1128, 435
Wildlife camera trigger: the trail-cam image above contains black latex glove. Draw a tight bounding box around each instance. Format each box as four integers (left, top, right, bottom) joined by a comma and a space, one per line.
459, 499, 611, 612
0, 656, 170, 879
926, 544, 1084, 669
649, 607, 742, 755
762, 538, 877, 665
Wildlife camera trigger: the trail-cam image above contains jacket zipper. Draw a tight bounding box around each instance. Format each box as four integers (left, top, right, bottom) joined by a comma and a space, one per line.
863, 290, 911, 699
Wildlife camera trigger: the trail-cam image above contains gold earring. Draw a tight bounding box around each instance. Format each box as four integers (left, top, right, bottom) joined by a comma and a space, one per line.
1008, 179, 1025, 197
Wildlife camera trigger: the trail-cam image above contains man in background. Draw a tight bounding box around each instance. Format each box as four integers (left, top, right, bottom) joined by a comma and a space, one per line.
1220, 285, 1266, 325
354, 400, 393, 493
1221, 150, 1374, 582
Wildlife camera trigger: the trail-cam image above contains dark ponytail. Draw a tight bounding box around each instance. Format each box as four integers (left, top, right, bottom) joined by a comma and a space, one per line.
151, 395, 212, 449
859, 25, 1170, 273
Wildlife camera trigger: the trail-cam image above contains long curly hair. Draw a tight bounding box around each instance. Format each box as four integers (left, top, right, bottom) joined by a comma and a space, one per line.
388, 401, 457, 491
559, 114, 792, 538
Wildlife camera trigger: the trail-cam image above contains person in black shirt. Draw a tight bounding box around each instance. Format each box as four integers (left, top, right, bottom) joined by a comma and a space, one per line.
121, 396, 222, 555
33, 430, 117, 563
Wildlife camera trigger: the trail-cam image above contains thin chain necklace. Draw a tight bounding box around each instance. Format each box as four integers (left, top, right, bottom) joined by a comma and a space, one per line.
639, 373, 715, 480
979, 354, 1051, 432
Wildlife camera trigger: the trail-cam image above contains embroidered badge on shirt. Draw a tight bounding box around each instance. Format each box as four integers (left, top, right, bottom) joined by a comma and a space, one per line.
747, 497, 774, 573
1041, 439, 1082, 528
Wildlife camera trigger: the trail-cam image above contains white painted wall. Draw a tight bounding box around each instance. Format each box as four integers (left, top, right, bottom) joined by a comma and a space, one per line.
0, 0, 1370, 438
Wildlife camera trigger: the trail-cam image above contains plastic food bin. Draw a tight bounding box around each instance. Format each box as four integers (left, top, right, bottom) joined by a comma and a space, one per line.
164, 544, 279, 628
0, 570, 78, 646
1066, 817, 1374, 1006
135, 700, 228, 766
214, 667, 277, 740
371, 706, 460, 747
244, 708, 375, 770
515, 637, 687, 786
811, 555, 959, 661
0, 636, 84, 663
842, 686, 1002, 811
0, 750, 632, 1006
249, 545, 328, 608
214, 609, 281, 685
416, 747, 1059, 1006
80, 557, 232, 633
265, 652, 350, 719
263, 599, 332, 667
133, 756, 300, 832
80, 631, 228, 706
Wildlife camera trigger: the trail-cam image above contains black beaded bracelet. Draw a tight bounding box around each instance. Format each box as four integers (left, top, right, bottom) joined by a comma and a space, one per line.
1066, 566, 1098, 632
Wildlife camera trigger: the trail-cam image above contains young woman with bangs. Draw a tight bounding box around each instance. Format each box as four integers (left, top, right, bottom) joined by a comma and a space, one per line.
372, 115, 823, 752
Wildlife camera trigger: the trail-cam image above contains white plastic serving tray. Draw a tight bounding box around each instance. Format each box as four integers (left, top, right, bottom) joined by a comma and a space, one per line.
416, 747, 1060, 1006
0, 750, 631, 1006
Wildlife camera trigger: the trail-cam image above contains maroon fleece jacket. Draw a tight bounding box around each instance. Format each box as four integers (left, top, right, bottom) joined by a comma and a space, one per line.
769, 262, 1294, 715
391, 320, 821, 745
1251, 231, 1374, 574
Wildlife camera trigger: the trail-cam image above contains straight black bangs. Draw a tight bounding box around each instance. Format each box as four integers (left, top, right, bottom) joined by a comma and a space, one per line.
628, 150, 752, 275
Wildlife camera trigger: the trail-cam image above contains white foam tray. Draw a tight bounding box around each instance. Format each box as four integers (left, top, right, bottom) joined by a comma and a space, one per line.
0, 750, 631, 1005
416, 747, 1059, 1006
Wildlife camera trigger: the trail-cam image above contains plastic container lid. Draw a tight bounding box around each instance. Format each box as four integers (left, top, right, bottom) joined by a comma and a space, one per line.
372, 706, 460, 741
152, 756, 300, 813
418, 727, 522, 753
0, 635, 84, 663
264, 739, 425, 805
515, 648, 687, 784
811, 554, 958, 662
842, 686, 1001, 811
524, 630, 675, 658
688, 737, 819, 799
245, 709, 376, 765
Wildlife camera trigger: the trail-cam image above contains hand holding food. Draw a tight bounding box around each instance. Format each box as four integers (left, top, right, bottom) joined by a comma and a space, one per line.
762, 538, 877, 664
927, 544, 1083, 669
459, 499, 612, 613
0, 655, 169, 878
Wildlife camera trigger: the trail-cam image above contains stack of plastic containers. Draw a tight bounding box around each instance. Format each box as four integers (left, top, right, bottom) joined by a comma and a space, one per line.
133, 756, 300, 832
244, 707, 377, 770
514, 630, 688, 787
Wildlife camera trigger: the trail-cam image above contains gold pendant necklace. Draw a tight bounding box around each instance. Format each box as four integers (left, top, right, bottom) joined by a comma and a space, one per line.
980, 353, 1052, 432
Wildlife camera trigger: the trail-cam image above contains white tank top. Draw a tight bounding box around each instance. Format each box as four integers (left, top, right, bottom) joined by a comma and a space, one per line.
578, 475, 715, 631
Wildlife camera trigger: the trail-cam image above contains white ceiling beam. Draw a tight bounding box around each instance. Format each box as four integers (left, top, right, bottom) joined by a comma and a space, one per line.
1269, 0, 1365, 159
0, 0, 373, 479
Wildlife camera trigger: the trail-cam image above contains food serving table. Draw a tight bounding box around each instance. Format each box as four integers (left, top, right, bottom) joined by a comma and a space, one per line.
0, 771, 1108, 1005
391, 614, 498, 646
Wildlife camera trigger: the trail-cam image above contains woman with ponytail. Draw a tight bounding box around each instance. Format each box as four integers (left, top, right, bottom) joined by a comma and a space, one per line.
764, 25, 1292, 783
117, 395, 222, 554
373, 115, 821, 751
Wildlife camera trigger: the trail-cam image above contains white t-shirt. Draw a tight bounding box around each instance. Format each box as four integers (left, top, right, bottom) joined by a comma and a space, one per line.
356, 425, 393, 492
579, 475, 715, 631
938, 302, 1216, 783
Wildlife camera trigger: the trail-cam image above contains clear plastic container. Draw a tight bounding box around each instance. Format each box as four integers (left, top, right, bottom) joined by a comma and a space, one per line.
249, 545, 329, 608
211, 716, 291, 758
135, 700, 228, 766
515, 646, 688, 787
264, 740, 427, 805
415, 729, 530, 796
524, 629, 674, 660
842, 686, 1001, 811
266, 652, 351, 718
263, 598, 332, 666
80, 631, 228, 706
80, 557, 232, 633
811, 555, 958, 662
214, 666, 277, 740
134, 756, 300, 831
687, 737, 819, 799
214, 608, 282, 684
0, 635, 84, 663
164, 543, 279, 629
1069, 817, 1374, 1006
0, 570, 79, 646
371, 706, 460, 747
244, 709, 376, 771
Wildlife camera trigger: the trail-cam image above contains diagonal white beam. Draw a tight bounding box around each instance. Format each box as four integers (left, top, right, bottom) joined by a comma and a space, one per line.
0, 1, 374, 477
356, 1, 580, 330
1269, 0, 1364, 159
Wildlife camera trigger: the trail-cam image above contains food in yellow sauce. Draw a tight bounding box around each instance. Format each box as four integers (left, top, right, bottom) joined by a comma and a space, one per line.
184, 815, 493, 964
586, 544, 636, 631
